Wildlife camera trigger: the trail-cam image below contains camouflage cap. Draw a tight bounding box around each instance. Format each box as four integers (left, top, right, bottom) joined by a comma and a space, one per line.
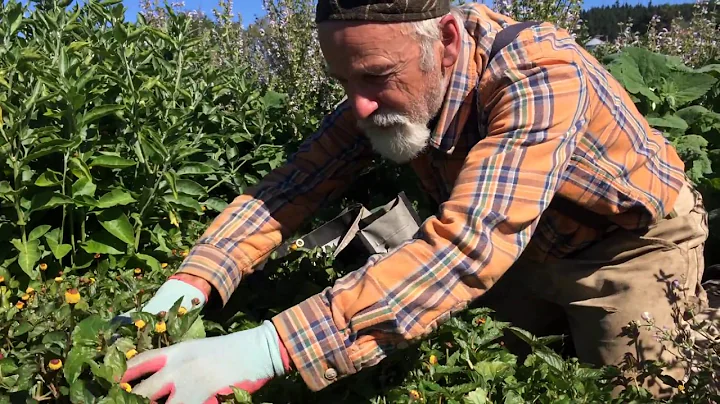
315, 0, 451, 23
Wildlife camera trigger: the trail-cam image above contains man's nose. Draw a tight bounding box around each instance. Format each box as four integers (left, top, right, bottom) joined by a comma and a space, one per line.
350, 93, 378, 120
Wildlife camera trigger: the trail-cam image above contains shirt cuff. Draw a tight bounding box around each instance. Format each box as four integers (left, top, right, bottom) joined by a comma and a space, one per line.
271, 293, 357, 391
175, 243, 249, 306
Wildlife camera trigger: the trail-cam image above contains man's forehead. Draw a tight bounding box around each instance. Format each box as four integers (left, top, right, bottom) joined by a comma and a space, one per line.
318, 20, 405, 41
321, 28, 413, 74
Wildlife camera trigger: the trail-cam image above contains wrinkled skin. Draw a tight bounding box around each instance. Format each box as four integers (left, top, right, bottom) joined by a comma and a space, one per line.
318, 15, 462, 163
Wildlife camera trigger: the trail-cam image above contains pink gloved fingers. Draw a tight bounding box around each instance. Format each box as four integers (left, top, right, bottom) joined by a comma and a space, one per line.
131, 370, 175, 401
121, 355, 168, 383
151, 382, 175, 402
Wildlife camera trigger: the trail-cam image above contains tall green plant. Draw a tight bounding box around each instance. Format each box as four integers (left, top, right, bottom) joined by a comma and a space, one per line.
0, 0, 290, 289
605, 47, 720, 183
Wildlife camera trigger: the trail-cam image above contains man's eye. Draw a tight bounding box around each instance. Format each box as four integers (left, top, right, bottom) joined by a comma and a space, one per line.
364, 74, 389, 82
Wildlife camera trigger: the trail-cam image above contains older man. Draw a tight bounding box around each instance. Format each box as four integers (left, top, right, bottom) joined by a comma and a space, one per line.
119, 0, 711, 402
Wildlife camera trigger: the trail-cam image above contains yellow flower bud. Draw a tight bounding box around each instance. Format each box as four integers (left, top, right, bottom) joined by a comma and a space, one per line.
429, 355, 438, 365
48, 359, 63, 371
26, 287, 35, 294
15, 301, 24, 309
89, 277, 95, 284
409, 389, 421, 400
21, 294, 30, 301
39, 263, 48, 271
0, 276, 4, 283
178, 306, 187, 316
120, 382, 132, 392
155, 321, 166, 334
125, 349, 138, 359
134, 319, 146, 329
678, 384, 685, 392
65, 289, 81, 305
134, 268, 142, 274
161, 263, 168, 269
55, 276, 63, 282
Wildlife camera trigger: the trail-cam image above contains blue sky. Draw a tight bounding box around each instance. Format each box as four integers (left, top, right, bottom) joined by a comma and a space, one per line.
7, 0, 697, 23
119, 0, 696, 23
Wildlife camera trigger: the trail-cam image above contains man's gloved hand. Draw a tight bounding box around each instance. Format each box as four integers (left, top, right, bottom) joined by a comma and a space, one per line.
120, 320, 292, 403
114, 278, 208, 324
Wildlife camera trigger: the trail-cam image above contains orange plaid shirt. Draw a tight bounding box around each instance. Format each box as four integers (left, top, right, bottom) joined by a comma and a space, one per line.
176, 3, 687, 391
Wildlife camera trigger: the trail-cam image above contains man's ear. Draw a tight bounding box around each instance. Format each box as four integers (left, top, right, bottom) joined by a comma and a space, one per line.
439, 14, 461, 68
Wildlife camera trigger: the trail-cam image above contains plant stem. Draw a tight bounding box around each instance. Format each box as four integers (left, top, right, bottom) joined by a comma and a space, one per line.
138, 164, 167, 221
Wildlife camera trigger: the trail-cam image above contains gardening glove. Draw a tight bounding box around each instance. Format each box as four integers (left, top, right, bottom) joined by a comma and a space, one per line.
114, 279, 207, 324
121, 320, 292, 403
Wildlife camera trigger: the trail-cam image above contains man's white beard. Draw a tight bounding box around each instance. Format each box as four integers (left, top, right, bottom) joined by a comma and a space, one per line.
357, 66, 448, 164
359, 116, 433, 164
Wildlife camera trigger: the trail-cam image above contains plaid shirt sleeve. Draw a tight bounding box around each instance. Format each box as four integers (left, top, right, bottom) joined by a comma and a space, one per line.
175, 102, 374, 304
271, 46, 591, 390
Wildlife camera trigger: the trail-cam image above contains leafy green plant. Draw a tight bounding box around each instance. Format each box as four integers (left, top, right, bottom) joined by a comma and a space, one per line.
605, 47, 720, 183
1, 1, 719, 403
0, 0, 291, 289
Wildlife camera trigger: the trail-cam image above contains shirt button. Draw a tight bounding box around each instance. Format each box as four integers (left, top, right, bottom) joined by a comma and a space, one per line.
324, 368, 337, 380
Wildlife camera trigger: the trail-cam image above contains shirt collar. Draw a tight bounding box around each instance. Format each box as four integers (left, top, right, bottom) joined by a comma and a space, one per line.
428, 4, 510, 154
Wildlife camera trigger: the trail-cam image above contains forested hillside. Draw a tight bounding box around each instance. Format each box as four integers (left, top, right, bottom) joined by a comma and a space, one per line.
581, 0, 719, 40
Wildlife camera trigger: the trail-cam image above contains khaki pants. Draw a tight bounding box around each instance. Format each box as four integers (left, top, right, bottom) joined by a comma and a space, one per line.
474, 182, 716, 398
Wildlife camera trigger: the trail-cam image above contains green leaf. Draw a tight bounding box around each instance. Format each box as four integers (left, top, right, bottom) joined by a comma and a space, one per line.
72, 315, 110, 346
6, 2, 23, 35
79, 104, 123, 127
90, 155, 136, 169
163, 194, 202, 213
606, 51, 660, 104
164, 171, 178, 199
474, 360, 513, 382
676, 105, 713, 126
204, 197, 228, 212
175, 179, 206, 197
64, 346, 96, 385
69, 379, 96, 404
177, 163, 214, 176
45, 228, 72, 260
28, 225, 51, 241
72, 177, 97, 198
35, 170, 62, 187
535, 348, 565, 372
97, 189, 136, 208
97, 208, 135, 245
665, 71, 717, 107
13, 321, 33, 337
136, 253, 161, 273
646, 115, 688, 131
42, 331, 68, 347
70, 157, 93, 180
30, 191, 73, 212
508, 326, 536, 347
103, 346, 126, 383
0, 358, 19, 375
231, 387, 253, 403
575, 367, 605, 379
23, 139, 79, 164
11, 238, 41, 279
81, 231, 127, 255
261, 90, 286, 109
177, 317, 206, 342
464, 387, 489, 404
695, 64, 720, 75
